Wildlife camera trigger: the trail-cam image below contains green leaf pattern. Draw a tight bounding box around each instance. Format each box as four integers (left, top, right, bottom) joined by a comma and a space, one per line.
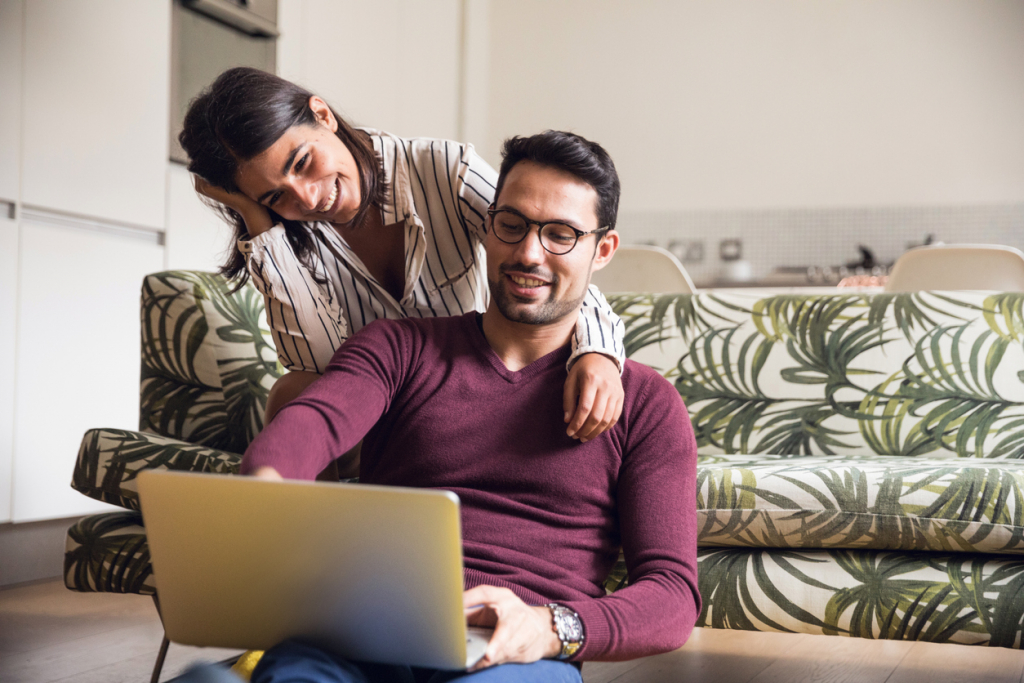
604, 290, 1024, 647
139, 271, 280, 454
71, 428, 242, 511
64, 512, 155, 595
68, 279, 1024, 647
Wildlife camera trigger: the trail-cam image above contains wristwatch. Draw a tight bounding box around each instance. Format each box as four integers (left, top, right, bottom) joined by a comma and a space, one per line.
546, 603, 584, 660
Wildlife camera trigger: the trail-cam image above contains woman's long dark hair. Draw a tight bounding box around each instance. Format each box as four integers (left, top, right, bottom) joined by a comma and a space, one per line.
179, 67, 386, 287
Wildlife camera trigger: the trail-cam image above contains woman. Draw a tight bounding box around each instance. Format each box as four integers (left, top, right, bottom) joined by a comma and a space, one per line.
179, 68, 626, 469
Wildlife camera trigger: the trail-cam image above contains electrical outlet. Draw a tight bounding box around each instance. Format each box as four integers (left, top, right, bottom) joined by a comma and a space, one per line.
668, 239, 705, 263
719, 238, 742, 262
685, 240, 704, 263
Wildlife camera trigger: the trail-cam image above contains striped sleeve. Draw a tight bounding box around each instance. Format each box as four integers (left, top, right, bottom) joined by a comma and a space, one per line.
569, 284, 626, 374
240, 225, 348, 374
455, 142, 497, 242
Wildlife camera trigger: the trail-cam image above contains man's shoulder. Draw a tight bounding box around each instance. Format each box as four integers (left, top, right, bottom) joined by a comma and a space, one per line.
622, 358, 672, 389
621, 359, 684, 407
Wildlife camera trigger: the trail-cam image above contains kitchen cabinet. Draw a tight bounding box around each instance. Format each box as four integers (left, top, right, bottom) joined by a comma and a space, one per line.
0, 217, 17, 523
21, 0, 170, 230
12, 219, 164, 522
0, 0, 22, 205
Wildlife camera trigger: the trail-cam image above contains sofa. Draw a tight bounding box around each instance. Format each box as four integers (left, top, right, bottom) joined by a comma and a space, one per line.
67, 272, 1024, 654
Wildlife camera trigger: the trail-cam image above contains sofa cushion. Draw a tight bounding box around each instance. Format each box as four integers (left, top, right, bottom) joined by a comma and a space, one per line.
72, 428, 242, 511
698, 454, 1024, 553
64, 511, 155, 595
608, 290, 1024, 459
140, 271, 281, 453
696, 546, 1024, 647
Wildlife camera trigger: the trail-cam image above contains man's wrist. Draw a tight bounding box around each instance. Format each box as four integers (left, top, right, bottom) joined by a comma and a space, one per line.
533, 605, 563, 659
545, 603, 584, 660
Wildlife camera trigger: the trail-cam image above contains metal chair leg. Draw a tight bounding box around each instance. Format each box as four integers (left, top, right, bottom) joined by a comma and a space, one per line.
150, 594, 169, 683
151, 633, 170, 683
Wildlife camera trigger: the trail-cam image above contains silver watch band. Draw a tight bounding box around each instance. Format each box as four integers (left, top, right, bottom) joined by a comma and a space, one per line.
546, 603, 584, 660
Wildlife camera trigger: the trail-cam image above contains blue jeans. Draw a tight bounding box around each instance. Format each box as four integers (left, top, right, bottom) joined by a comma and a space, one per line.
178, 640, 582, 683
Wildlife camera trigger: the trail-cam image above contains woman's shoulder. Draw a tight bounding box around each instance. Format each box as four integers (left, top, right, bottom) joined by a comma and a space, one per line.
361, 128, 471, 167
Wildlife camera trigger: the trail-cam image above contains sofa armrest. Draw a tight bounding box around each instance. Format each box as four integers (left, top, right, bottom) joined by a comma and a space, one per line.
72, 428, 242, 511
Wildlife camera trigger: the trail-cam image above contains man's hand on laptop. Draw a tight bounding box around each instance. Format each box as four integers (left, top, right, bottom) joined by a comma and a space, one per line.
251, 466, 283, 480
463, 585, 562, 671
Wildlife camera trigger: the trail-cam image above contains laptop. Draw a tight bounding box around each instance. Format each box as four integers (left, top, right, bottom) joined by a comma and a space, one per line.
137, 470, 492, 670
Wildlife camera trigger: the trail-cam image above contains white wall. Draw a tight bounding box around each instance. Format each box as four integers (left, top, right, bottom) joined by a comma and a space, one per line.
482, 0, 1024, 212
165, 163, 233, 273
277, 0, 463, 141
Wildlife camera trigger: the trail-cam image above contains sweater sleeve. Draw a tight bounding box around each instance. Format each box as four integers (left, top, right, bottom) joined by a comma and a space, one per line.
562, 372, 701, 661
239, 224, 348, 374
240, 319, 412, 480
450, 143, 626, 374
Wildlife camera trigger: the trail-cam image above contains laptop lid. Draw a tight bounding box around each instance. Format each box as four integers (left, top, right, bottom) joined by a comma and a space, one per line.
138, 470, 479, 670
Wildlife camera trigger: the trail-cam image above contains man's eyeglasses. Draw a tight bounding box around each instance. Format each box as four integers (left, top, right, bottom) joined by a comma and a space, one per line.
487, 208, 609, 256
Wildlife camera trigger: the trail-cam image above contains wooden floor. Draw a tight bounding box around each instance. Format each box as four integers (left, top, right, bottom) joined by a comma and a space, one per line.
4, 579, 1024, 683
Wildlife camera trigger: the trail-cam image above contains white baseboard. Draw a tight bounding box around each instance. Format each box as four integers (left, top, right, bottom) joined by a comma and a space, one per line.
0, 516, 84, 587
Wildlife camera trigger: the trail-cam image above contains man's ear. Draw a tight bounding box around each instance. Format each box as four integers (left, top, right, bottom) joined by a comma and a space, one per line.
307, 96, 338, 133
590, 230, 620, 272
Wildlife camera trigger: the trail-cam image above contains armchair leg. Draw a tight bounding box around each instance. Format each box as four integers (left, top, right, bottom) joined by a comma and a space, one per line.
150, 594, 169, 683
151, 633, 170, 683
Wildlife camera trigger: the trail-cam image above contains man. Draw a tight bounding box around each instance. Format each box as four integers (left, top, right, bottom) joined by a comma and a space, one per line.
237, 130, 700, 682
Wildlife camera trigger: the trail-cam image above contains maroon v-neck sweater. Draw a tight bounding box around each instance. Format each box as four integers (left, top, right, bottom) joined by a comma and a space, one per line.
242, 313, 700, 661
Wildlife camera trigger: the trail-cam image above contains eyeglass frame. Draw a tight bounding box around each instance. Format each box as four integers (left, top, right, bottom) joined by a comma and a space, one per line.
486, 206, 611, 255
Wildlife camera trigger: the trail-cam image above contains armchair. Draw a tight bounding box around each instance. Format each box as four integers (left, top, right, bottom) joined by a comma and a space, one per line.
65, 270, 280, 680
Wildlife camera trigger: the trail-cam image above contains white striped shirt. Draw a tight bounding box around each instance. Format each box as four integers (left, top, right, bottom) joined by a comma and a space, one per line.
239, 130, 625, 375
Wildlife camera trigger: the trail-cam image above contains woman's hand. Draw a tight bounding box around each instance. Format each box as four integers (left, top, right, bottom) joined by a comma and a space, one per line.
193, 175, 274, 238
463, 586, 561, 671
563, 353, 624, 443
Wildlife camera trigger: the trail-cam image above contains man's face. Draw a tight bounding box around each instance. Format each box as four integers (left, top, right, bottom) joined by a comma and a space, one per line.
486, 160, 616, 326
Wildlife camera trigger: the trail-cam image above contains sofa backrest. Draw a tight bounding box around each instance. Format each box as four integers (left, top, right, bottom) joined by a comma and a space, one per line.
607, 290, 1024, 459
139, 271, 281, 454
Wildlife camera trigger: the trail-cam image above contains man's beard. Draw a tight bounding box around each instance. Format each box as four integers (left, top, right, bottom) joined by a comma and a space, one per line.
488, 264, 590, 325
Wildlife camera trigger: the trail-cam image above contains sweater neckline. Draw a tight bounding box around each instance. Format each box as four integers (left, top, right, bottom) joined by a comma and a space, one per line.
465, 313, 571, 384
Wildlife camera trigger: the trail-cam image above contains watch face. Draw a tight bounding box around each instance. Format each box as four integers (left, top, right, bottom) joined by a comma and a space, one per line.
562, 615, 583, 641
554, 606, 583, 643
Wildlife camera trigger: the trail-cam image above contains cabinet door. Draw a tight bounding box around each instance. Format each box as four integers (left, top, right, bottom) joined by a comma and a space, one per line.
21, 0, 170, 229
0, 216, 17, 523
13, 220, 164, 522
0, 0, 22, 203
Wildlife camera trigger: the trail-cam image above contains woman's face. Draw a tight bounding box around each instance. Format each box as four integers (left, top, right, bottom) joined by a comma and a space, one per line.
234, 96, 362, 224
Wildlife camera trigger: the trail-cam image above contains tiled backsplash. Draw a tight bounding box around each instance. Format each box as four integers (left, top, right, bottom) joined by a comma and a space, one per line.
619, 203, 1024, 285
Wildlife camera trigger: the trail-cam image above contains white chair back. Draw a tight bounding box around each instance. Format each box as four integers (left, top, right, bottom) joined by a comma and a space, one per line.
885, 244, 1024, 292
591, 245, 696, 293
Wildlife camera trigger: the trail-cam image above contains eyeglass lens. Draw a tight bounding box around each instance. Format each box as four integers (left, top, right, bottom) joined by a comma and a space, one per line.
491, 211, 579, 254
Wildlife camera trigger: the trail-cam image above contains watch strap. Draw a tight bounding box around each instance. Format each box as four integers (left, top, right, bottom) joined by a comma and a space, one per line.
546, 603, 584, 660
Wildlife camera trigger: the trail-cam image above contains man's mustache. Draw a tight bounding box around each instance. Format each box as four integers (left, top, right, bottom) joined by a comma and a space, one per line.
498, 263, 556, 282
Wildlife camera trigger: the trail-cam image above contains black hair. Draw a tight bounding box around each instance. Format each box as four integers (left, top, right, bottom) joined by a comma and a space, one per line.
179, 67, 386, 286
494, 130, 620, 233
